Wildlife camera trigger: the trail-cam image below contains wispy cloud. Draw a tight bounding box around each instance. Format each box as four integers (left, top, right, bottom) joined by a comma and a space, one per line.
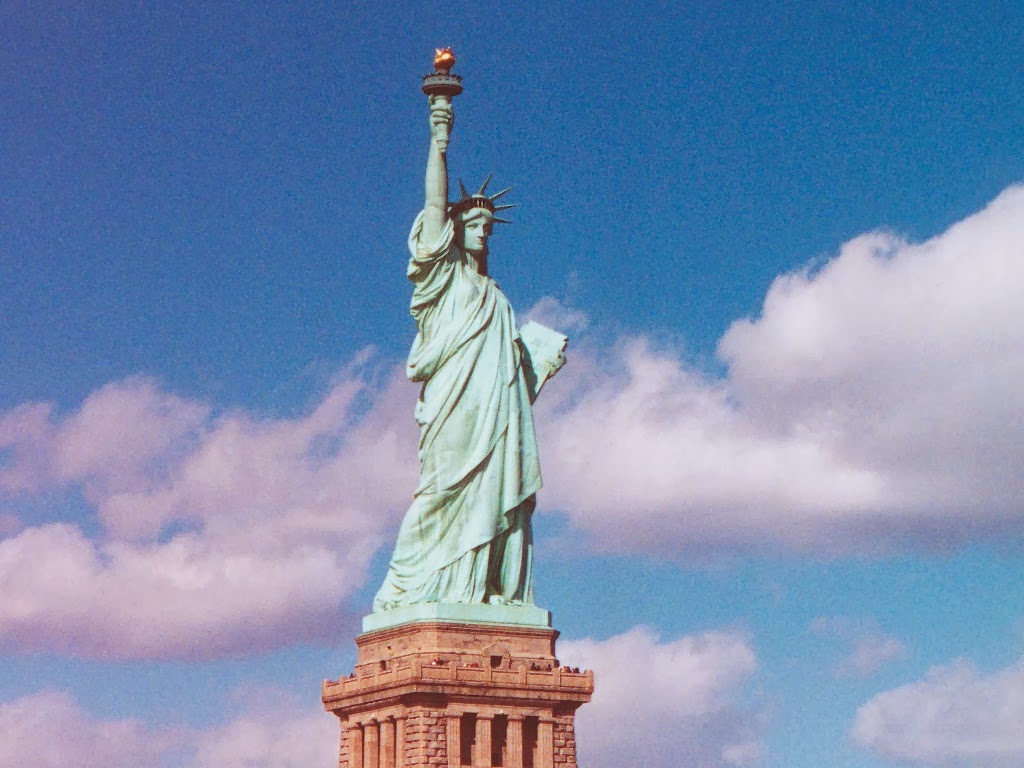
810, 616, 906, 678
526, 296, 590, 334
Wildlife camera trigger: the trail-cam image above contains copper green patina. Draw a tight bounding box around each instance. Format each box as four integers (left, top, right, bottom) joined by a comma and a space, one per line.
369, 54, 565, 631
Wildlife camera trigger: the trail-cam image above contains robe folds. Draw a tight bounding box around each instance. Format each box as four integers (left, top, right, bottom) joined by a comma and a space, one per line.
372, 212, 540, 610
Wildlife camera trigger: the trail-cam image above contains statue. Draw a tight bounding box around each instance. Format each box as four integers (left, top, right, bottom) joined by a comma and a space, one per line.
372, 50, 567, 614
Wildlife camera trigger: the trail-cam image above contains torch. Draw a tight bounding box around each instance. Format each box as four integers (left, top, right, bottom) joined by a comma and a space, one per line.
421, 47, 462, 154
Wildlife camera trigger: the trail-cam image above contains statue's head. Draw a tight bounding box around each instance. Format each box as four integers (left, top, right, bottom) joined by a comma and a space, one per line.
456, 207, 494, 256
449, 174, 515, 258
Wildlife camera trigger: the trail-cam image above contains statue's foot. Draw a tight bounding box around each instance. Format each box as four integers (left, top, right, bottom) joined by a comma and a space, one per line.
487, 595, 507, 605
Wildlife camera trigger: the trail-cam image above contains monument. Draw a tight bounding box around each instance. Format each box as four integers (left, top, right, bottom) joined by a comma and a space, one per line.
322, 50, 593, 768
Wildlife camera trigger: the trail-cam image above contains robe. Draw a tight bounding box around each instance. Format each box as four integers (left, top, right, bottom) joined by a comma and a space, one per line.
372, 212, 541, 609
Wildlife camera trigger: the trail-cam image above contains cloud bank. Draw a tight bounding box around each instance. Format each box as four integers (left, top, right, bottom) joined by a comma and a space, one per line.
2, 185, 1023, 659
0, 364, 418, 659
539, 184, 1024, 555
0, 626, 758, 768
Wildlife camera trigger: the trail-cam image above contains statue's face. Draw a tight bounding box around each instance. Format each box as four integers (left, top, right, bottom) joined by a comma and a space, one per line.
459, 211, 493, 255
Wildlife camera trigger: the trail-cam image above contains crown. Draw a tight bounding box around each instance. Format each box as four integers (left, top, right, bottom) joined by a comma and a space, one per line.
449, 173, 516, 224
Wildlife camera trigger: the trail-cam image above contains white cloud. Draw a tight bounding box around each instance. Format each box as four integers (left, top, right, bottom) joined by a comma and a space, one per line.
0, 360, 419, 659
190, 688, 337, 768
0, 688, 336, 768
0, 690, 179, 768
538, 339, 886, 554
852, 656, 1024, 767
810, 616, 906, 677
538, 185, 1024, 554
0, 523, 365, 658
561, 626, 762, 768
50, 377, 209, 498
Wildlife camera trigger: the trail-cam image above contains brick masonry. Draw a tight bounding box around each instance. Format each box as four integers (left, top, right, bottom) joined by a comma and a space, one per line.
552, 716, 577, 766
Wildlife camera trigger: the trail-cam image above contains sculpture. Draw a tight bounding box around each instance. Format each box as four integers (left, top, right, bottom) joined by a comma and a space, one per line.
373, 50, 567, 613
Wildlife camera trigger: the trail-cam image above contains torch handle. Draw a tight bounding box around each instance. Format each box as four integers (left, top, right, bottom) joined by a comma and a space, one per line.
429, 94, 453, 154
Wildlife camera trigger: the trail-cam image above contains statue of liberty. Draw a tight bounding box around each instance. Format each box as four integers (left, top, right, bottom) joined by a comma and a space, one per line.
373, 51, 566, 613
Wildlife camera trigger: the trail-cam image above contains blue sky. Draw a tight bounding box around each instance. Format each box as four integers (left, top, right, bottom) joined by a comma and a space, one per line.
2, 2, 1024, 767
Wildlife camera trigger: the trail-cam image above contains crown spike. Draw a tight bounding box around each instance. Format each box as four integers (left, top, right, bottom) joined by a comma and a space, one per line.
493, 217, 512, 224
477, 172, 493, 196
448, 175, 515, 221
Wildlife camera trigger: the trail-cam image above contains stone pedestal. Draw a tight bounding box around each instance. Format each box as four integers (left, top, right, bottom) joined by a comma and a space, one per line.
322, 619, 593, 768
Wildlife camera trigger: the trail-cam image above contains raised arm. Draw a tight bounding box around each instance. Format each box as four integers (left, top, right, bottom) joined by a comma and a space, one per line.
420, 95, 452, 245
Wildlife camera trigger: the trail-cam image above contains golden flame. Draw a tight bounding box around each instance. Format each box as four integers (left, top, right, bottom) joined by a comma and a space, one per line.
433, 47, 456, 72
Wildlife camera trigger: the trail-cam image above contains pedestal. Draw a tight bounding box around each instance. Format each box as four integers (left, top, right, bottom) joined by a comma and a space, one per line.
322, 613, 593, 768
